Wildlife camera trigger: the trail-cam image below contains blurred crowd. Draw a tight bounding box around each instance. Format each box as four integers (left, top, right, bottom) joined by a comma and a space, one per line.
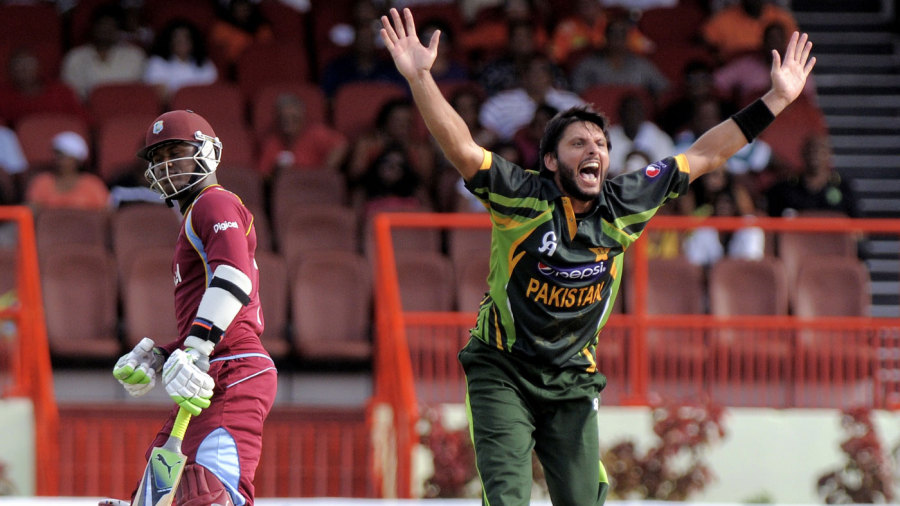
0, 0, 858, 264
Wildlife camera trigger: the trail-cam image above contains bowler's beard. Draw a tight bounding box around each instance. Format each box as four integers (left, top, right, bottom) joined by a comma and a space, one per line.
556, 158, 601, 202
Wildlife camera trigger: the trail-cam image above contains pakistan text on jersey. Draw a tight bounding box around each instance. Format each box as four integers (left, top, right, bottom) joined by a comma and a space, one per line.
525, 278, 606, 309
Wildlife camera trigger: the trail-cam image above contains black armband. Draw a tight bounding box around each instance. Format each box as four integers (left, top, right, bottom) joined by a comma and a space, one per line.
189, 317, 224, 345
730, 99, 775, 143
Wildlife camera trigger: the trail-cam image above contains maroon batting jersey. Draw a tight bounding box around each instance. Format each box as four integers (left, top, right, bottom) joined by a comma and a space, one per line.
161, 184, 267, 358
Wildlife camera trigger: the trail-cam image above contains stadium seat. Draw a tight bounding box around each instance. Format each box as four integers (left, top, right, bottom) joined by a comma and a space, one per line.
143, 0, 217, 35
708, 257, 792, 406
251, 82, 329, 140
361, 200, 442, 263
236, 42, 311, 99
215, 165, 265, 217
332, 81, 409, 139
757, 94, 827, 173
168, 82, 246, 128
88, 83, 162, 126
777, 227, 857, 304
395, 251, 456, 312
277, 204, 359, 265
637, 3, 707, 46
40, 244, 120, 362
16, 113, 91, 171
111, 203, 181, 279
645, 256, 708, 401
270, 170, 348, 234
255, 249, 292, 360
213, 122, 255, 169
290, 250, 372, 363
455, 257, 489, 314
121, 245, 179, 348
95, 115, 158, 183
447, 227, 492, 274
0, 4, 62, 80
35, 208, 111, 260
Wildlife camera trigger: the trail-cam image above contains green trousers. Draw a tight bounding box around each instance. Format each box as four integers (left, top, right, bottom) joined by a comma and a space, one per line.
459, 338, 610, 506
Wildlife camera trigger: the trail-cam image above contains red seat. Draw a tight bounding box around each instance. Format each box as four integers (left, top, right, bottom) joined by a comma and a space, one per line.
168, 82, 246, 128
455, 257, 489, 314
88, 83, 162, 126
212, 122, 255, 169
332, 81, 409, 139
41, 244, 120, 362
121, 246, 179, 348
236, 42, 311, 99
637, 4, 707, 46
395, 251, 456, 312
143, 0, 217, 35
291, 250, 372, 363
251, 82, 328, 140
777, 228, 857, 305
270, 170, 348, 234
214, 165, 265, 215
95, 115, 159, 183
111, 204, 181, 279
255, 249, 292, 360
35, 208, 110, 260
277, 204, 359, 265
758, 94, 827, 173
16, 113, 91, 171
0, 4, 62, 79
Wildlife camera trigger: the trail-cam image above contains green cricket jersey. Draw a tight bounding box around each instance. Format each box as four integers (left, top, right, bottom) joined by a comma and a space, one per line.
463, 149, 691, 371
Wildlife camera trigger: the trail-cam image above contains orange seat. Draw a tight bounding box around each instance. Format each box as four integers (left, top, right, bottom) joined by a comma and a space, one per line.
41, 244, 120, 362
251, 82, 328, 140
88, 83, 162, 126
168, 82, 246, 128
121, 246, 179, 348
332, 81, 409, 138
291, 250, 372, 363
255, 249, 292, 360
16, 113, 91, 171
277, 204, 359, 265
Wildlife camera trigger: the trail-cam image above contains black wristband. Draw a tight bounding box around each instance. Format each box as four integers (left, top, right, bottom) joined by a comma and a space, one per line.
730, 98, 775, 143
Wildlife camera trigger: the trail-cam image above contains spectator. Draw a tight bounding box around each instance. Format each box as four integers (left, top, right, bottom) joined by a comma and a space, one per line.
255, 92, 349, 179
0, 47, 89, 127
0, 125, 27, 204
355, 141, 429, 218
320, 20, 404, 98
461, 0, 549, 70
513, 103, 558, 172
479, 55, 584, 141
673, 97, 772, 203
682, 166, 765, 266
25, 131, 109, 211
550, 0, 654, 69
655, 59, 725, 137
143, 19, 218, 101
702, 0, 798, 63
474, 18, 564, 97
418, 18, 470, 84
714, 21, 818, 107
345, 98, 437, 193
208, 0, 274, 76
766, 133, 859, 218
607, 93, 674, 176
569, 16, 670, 99
61, 4, 147, 100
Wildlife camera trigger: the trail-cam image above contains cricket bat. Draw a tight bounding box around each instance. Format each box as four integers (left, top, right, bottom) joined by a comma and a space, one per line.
131, 406, 192, 506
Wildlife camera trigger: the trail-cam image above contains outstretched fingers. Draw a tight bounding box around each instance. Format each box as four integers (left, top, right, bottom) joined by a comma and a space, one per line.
391, 7, 407, 39
403, 7, 417, 40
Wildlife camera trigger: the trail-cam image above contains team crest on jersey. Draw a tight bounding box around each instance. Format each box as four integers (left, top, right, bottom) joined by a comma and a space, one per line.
152, 120, 164, 134
645, 161, 663, 178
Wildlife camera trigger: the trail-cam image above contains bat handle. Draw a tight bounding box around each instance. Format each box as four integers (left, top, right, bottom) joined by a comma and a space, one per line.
170, 406, 192, 441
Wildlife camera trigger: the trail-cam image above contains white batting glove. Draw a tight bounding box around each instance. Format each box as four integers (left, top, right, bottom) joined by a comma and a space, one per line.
112, 338, 164, 397
162, 348, 214, 416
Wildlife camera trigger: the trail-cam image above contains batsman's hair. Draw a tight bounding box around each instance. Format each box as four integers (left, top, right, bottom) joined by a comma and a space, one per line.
538, 105, 611, 178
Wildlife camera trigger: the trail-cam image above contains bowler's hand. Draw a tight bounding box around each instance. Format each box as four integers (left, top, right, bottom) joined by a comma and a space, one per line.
767, 31, 816, 111
380, 7, 439, 81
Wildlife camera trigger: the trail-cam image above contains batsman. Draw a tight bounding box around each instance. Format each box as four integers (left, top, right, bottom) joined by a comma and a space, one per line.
382, 7, 815, 506
102, 110, 278, 506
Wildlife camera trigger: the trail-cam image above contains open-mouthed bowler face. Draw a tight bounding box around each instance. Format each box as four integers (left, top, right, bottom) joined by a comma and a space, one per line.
544, 121, 609, 205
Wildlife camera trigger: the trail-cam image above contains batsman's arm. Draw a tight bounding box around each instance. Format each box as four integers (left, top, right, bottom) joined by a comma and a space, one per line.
685, 31, 816, 182
380, 7, 484, 181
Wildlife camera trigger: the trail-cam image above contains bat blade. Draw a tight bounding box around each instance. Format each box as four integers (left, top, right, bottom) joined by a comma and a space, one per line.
132, 407, 192, 506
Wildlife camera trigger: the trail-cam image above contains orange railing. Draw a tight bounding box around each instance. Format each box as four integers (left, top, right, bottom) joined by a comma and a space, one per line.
371, 212, 900, 498
0, 205, 59, 496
